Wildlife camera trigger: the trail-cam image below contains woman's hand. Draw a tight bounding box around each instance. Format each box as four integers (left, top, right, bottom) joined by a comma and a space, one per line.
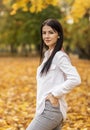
46, 93, 59, 107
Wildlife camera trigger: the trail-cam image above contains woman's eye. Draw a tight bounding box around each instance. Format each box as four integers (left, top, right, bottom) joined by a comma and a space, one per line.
42, 32, 46, 34
49, 31, 54, 34
42, 31, 54, 34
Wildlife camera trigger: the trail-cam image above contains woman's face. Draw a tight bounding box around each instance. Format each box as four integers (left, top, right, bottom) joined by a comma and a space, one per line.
42, 25, 59, 49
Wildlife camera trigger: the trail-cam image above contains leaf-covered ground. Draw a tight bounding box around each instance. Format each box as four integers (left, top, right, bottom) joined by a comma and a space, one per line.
0, 57, 90, 130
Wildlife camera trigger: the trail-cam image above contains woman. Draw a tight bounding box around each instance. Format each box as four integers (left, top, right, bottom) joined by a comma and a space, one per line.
26, 19, 81, 130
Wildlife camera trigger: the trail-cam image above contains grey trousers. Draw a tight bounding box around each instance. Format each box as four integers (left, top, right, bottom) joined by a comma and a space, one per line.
26, 100, 63, 130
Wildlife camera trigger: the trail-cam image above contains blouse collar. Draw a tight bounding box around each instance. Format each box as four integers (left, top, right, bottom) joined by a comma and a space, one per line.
44, 49, 53, 58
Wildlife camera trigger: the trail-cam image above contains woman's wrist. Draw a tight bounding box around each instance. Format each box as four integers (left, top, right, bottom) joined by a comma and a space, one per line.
46, 93, 59, 106
50, 93, 58, 99
49, 93, 58, 102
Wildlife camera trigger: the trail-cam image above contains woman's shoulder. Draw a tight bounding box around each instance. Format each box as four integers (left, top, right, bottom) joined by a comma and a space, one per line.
55, 50, 69, 58
54, 50, 71, 64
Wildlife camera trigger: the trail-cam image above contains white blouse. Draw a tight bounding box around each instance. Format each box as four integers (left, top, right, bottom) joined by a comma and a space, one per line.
35, 50, 81, 120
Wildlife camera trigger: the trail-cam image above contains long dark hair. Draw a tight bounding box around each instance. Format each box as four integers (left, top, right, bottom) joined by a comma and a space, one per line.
40, 18, 63, 74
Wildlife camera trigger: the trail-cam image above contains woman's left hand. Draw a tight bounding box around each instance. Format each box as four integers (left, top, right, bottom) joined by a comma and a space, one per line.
46, 93, 59, 107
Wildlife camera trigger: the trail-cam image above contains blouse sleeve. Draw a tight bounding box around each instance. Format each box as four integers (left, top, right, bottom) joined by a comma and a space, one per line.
51, 52, 81, 98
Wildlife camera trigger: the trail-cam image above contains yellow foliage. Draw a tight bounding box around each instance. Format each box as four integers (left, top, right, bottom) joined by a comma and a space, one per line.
2, 0, 90, 21
3, 0, 10, 4
9, 0, 59, 14
45, 0, 58, 6
71, 0, 90, 22
10, 3, 18, 15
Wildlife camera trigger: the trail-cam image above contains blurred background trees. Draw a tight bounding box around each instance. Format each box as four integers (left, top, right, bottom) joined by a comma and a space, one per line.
0, 0, 90, 58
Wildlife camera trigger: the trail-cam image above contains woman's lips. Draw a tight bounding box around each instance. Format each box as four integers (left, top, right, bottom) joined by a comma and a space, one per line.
45, 40, 51, 42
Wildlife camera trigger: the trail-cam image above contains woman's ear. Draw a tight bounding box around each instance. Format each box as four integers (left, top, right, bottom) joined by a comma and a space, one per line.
58, 36, 60, 39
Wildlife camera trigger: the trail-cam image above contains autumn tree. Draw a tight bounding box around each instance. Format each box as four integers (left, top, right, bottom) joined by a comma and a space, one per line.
1, 0, 90, 58
3, 0, 90, 22
0, 2, 61, 55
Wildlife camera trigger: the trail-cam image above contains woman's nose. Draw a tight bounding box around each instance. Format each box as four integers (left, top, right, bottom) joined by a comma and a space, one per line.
45, 33, 49, 37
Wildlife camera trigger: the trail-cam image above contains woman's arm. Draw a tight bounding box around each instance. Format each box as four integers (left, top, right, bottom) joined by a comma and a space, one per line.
51, 53, 81, 98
